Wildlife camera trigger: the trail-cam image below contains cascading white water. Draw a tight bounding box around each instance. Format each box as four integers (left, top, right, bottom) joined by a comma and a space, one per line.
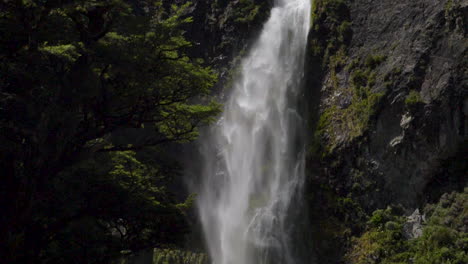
198, 1, 311, 263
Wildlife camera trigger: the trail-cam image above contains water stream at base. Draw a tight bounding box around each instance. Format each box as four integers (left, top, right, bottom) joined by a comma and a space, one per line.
198, 1, 311, 263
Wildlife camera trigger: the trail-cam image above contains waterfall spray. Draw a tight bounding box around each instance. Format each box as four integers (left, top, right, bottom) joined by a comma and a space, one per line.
198, 1, 311, 263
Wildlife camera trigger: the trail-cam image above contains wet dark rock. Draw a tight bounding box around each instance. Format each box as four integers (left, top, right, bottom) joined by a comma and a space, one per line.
308, 0, 467, 208
184, 0, 273, 67
306, 0, 467, 262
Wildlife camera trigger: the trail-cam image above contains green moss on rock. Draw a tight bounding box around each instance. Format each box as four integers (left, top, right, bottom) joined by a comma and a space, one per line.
364, 54, 387, 70
405, 90, 423, 107
315, 56, 386, 153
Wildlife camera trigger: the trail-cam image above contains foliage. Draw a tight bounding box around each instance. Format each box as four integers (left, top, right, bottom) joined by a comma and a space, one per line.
308, 105, 337, 158
312, 56, 385, 155
309, 0, 352, 67
346, 189, 468, 264
307, 1, 387, 157
307, 2, 393, 156
117, 248, 208, 264
405, 90, 423, 107
0, 1, 219, 263
365, 54, 387, 70
37, 150, 193, 264
344, 68, 384, 139
152, 249, 208, 264
383, 67, 403, 90
444, 0, 466, 32
306, 0, 354, 158
234, 0, 263, 24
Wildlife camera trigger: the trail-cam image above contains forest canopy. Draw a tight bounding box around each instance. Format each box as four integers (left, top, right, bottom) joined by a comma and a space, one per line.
0, 0, 219, 263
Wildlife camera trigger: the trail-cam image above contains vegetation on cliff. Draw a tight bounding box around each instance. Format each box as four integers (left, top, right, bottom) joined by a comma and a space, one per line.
305, 0, 466, 263
347, 189, 467, 264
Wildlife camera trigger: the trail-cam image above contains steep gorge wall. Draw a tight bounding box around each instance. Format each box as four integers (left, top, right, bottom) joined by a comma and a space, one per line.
305, 0, 467, 262
133, 1, 466, 263
182, 0, 273, 73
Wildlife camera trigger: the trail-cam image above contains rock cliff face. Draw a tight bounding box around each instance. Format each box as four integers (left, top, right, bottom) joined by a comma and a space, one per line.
305, 0, 467, 262
184, 0, 272, 72
157, 1, 466, 263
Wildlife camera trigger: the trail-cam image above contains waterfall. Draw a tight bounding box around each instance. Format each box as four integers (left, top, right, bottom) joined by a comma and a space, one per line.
198, 1, 311, 263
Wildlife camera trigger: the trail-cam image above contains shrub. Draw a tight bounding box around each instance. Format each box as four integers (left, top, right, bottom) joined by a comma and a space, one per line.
365, 54, 387, 69
347, 190, 468, 264
405, 90, 423, 106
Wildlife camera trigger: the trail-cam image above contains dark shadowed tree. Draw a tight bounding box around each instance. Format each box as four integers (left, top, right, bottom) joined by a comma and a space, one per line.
0, 1, 219, 263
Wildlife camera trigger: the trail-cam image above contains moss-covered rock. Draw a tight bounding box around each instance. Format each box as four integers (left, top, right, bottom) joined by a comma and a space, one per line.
305, 0, 467, 263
